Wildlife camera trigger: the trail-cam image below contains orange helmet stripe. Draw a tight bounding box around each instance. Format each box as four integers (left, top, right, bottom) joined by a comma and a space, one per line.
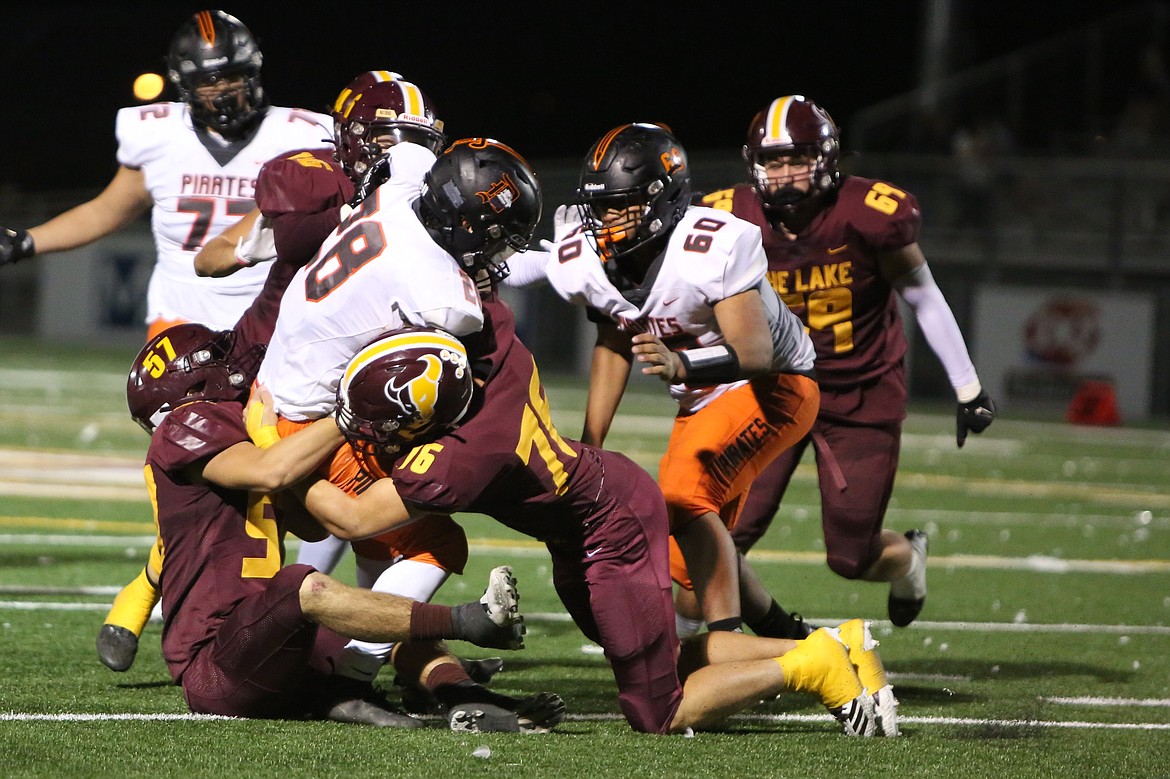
195, 11, 216, 45
590, 125, 631, 170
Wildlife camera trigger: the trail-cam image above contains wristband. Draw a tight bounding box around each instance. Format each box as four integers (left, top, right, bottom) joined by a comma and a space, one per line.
677, 344, 740, 386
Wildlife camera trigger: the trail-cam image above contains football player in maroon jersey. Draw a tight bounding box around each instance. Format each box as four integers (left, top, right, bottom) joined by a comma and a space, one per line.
697, 95, 995, 634
114, 240, 532, 727
278, 298, 889, 737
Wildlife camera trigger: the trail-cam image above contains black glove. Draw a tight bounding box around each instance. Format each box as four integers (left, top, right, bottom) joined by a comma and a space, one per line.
347, 154, 392, 210
0, 227, 35, 267
957, 390, 995, 448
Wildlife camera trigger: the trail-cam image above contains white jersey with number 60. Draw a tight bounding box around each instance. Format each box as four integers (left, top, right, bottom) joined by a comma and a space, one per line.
546, 205, 816, 412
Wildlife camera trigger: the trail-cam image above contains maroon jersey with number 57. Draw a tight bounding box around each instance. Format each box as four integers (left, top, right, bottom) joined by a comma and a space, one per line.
700, 177, 921, 389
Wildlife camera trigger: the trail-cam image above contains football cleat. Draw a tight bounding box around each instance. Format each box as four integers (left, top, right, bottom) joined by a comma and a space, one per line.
447, 692, 566, 734
888, 530, 929, 627
777, 627, 876, 737
326, 697, 423, 728
451, 565, 526, 650
481, 565, 526, 649
462, 656, 505, 685
96, 624, 139, 672
838, 618, 900, 737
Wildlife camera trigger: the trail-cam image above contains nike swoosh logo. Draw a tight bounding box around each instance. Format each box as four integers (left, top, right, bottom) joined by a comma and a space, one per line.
662, 298, 679, 306
585, 548, 603, 558
827, 244, 848, 255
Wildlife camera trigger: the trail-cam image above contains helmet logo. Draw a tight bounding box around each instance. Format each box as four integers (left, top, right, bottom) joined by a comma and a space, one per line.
660, 147, 685, 174
478, 173, 518, 214
382, 353, 444, 425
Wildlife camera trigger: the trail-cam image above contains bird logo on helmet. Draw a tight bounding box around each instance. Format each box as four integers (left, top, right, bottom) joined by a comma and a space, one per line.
166, 10, 268, 136
335, 327, 474, 456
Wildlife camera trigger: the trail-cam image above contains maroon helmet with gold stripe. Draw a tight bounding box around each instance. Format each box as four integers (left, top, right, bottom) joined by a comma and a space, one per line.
332, 75, 446, 179
742, 95, 841, 208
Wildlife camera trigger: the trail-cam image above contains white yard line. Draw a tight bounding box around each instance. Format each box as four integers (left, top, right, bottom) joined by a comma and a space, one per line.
1, 711, 1167, 730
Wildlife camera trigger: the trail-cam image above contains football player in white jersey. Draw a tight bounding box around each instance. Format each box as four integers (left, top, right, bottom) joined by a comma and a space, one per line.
253, 138, 543, 720
0, 10, 330, 339
543, 123, 820, 640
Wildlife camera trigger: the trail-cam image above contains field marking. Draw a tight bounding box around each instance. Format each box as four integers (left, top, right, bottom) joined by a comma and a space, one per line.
1, 711, 1167, 730
3, 597, 1169, 636
2, 531, 1168, 574
1042, 697, 1170, 707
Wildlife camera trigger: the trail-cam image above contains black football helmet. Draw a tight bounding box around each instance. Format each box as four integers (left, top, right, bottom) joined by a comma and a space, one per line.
742, 95, 841, 209
575, 123, 690, 263
416, 138, 542, 283
332, 75, 446, 180
336, 327, 474, 455
166, 10, 267, 136
127, 323, 263, 434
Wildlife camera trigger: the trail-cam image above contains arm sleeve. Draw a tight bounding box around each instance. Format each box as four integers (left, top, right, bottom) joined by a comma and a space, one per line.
893, 263, 982, 402
500, 248, 550, 289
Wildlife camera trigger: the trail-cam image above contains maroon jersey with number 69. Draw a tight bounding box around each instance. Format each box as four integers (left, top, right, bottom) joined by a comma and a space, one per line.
700, 177, 921, 391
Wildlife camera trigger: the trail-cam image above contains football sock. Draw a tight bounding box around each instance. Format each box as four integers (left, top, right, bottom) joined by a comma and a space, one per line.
103, 568, 159, 636
890, 539, 926, 600
428, 664, 517, 710
408, 602, 454, 641
747, 601, 812, 639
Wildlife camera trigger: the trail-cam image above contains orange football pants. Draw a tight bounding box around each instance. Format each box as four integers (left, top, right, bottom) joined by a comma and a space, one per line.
664, 372, 819, 589
276, 416, 468, 574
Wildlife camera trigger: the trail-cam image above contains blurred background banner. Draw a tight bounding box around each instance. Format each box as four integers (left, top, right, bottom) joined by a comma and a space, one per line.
973, 286, 1154, 420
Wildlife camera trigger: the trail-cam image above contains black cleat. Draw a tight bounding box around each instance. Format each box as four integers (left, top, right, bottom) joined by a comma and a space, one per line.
96, 624, 139, 672
447, 692, 566, 734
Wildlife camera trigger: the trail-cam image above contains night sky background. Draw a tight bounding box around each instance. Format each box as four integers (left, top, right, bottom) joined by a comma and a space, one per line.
2, 0, 1161, 194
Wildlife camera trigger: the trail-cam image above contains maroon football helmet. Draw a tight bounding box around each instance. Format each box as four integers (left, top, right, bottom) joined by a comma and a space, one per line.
335, 327, 474, 454
331, 76, 446, 179
742, 95, 841, 209
126, 323, 262, 434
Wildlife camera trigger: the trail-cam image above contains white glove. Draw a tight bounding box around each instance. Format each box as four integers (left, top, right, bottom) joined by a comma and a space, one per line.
234, 215, 277, 266
552, 203, 584, 242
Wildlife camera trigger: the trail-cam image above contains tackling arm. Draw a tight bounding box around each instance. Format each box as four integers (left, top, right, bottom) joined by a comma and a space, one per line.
291, 475, 430, 540
194, 208, 275, 277
200, 416, 344, 493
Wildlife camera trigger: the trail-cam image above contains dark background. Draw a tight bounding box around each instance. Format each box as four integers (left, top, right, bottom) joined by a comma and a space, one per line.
1, 0, 1158, 193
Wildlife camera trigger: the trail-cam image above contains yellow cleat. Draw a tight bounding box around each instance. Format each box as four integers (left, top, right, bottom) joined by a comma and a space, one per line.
839, 618, 900, 737
777, 627, 876, 737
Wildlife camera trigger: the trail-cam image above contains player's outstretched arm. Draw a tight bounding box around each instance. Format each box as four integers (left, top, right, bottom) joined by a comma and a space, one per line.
201, 416, 344, 493
26, 166, 152, 256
